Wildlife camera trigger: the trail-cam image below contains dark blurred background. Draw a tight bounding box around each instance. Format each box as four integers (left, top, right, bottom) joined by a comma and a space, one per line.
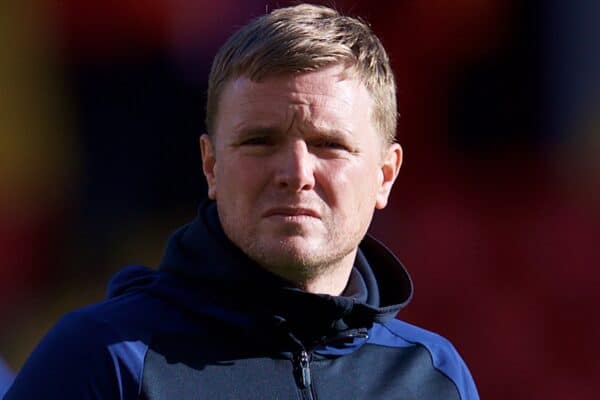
1, 0, 598, 398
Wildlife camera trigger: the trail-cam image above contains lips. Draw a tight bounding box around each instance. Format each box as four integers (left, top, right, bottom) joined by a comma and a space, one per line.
262, 207, 321, 219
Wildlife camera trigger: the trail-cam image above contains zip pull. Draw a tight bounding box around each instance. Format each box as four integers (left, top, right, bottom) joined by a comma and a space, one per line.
346, 330, 369, 340
316, 329, 370, 347
296, 350, 312, 388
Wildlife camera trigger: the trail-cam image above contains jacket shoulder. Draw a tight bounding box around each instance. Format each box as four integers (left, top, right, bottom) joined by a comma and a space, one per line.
369, 319, 480, 400
4, 299, 151, 399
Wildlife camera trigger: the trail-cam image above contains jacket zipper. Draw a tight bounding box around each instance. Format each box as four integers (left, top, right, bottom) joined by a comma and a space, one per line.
293, 349, 314, 400
291, 330, 368, 399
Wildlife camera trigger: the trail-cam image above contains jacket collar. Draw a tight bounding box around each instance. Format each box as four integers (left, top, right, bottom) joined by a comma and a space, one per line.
111, 200, 413, 350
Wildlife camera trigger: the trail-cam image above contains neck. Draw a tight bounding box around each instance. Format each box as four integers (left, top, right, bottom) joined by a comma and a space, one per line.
291, 249, 357, 296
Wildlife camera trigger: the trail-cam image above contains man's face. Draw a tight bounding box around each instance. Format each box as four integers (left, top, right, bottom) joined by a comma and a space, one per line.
201, 64, 401, 284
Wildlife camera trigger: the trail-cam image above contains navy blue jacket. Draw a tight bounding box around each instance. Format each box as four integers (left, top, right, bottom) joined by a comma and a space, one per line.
0, 357, 13, 398
5, 202, 478, 399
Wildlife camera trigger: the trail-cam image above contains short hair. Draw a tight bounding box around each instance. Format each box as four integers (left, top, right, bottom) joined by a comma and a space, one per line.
205, 3, 397, 145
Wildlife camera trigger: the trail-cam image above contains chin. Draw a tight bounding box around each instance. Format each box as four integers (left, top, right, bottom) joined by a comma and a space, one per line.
250, 240, 326, 272
266, 242, 317, 264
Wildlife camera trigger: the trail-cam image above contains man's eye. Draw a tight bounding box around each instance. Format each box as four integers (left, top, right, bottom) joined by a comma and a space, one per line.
313, 140, 348, 151
241, 137, 272, 146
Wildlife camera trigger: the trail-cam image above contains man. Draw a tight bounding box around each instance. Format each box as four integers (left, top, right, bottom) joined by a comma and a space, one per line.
5, 4, 478, 399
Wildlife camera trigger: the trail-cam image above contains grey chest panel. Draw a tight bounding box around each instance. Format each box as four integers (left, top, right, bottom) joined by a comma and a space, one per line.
141, 339, 460, 400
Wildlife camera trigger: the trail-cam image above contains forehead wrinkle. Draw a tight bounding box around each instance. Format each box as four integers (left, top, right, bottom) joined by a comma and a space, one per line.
230, 101, 296, 135
222, 69, 372, 140
284, 107, 299, 135
285, 92, 355, 130
287, 86, 355, 105
233, 77, 359, 114
287, 104, 356, 140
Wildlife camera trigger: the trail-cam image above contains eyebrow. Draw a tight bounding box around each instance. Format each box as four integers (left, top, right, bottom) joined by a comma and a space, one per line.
311, 127, 353, 139
234, 123, 354, 141
234, 126, 282, 138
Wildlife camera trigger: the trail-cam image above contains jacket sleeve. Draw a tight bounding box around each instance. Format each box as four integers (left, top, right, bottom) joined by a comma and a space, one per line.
379, 320, 480, 400
3, 311, 144, 400
0, 357, 14, 398
411, 326, 479, 400
441, 342, 479, 400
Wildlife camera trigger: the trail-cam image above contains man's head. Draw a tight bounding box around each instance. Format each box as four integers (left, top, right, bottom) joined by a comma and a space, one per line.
200, 4, 402, 295
205, 3, 397, 145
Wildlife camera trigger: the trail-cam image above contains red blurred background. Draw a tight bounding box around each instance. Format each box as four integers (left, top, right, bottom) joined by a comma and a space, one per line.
1, 1, 598, 398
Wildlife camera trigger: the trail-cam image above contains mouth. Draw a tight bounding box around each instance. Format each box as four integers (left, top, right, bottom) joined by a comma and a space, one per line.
262, 207, 321, 219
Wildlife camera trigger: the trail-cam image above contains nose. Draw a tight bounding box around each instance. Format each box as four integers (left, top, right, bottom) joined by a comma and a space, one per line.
274, 140, 316, 192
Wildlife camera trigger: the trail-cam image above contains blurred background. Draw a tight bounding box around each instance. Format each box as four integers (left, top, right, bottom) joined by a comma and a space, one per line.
0, 0, 598, 398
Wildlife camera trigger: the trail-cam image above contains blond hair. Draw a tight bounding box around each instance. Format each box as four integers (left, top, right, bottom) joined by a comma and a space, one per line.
206, 3, 397, 145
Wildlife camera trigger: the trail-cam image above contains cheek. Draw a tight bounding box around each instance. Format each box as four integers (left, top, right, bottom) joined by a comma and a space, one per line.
219, 160, 266, 202
317, 161, 379, 208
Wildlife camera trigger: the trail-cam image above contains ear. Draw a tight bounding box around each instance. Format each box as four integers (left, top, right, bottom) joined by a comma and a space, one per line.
199, 134, 217, 200
375, 143, 402, 209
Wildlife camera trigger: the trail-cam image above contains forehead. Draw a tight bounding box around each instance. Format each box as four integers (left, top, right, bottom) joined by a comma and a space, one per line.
215, 65, 375, 135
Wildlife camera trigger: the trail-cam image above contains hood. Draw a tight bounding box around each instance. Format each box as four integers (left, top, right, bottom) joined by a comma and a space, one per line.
108, 201, 413, 349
